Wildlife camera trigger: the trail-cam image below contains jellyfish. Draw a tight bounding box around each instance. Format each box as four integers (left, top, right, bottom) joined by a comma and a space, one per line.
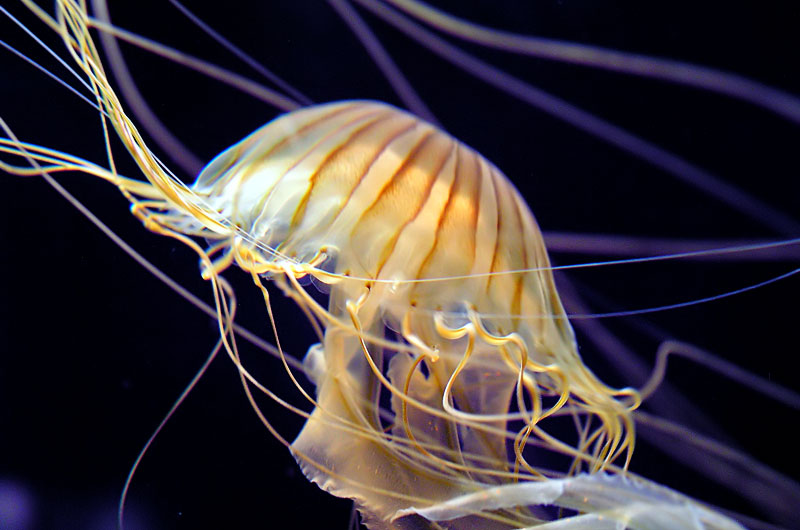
0, 1, 798, 529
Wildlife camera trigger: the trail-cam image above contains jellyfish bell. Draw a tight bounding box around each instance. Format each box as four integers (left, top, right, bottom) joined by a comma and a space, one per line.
1, 1, 799, 529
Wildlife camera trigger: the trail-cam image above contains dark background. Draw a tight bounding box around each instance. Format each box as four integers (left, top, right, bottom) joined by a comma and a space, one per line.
1, 1, 799, 529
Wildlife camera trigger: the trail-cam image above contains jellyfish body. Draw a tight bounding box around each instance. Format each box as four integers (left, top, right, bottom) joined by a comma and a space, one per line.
187, 99, 637, 525
1, 1, 798, 529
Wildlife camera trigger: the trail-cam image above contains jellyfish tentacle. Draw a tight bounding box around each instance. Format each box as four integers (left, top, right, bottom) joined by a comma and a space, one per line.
641, 340, 800, 408
168, 0, 313, 106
